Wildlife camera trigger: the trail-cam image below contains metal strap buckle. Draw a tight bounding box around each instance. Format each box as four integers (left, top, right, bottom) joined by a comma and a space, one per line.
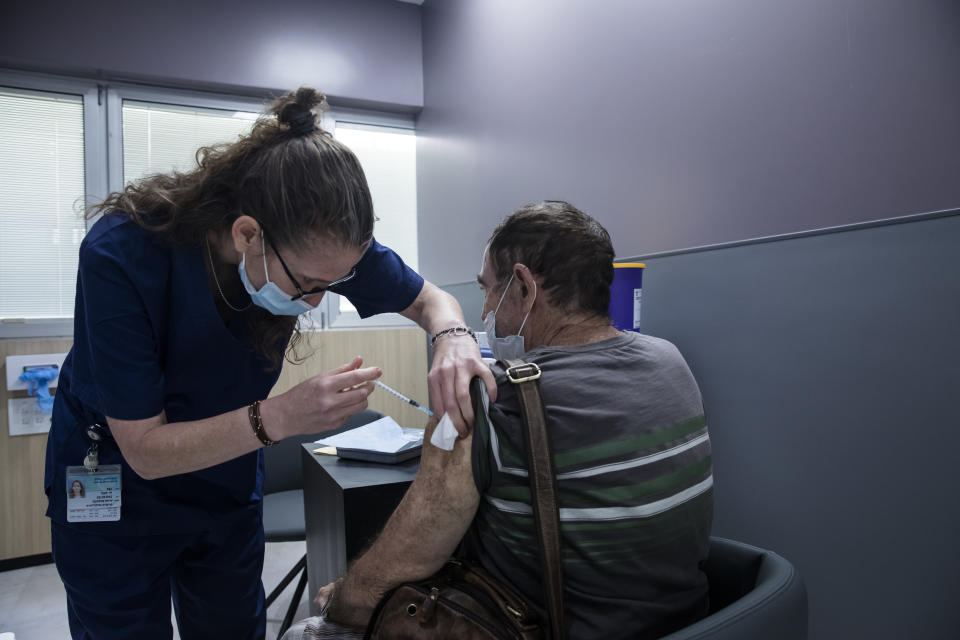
506, 362, 541, 384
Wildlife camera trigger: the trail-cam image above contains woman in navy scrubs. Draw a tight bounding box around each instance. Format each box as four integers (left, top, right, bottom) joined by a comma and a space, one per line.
45, 87, 495, 639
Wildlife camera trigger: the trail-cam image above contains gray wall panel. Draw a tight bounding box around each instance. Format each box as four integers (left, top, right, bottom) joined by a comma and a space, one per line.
437, 280, 485, 330
632, 210, 960, 639
0, 0, 423, 109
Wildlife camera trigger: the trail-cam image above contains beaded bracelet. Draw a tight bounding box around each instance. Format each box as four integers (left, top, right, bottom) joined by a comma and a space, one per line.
431, 325, 478, 346
248, 400, 275, 446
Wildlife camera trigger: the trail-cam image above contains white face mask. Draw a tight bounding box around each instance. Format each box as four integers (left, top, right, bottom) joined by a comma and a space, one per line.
481, 273, 536, 362
237, 233, 314, 316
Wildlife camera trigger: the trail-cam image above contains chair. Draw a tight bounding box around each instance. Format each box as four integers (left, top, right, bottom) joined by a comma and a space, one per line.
262, 409, 384, 637
661, 537, 808, 640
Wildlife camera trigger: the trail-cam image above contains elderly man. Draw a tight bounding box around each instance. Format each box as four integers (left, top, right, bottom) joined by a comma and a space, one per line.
285, 201, 713, 639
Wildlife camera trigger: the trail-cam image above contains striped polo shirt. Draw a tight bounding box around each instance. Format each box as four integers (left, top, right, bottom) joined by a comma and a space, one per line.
462, 332, 713, 639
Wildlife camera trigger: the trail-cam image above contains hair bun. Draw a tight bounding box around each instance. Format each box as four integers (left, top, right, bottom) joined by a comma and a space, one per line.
273, 87, 329, 136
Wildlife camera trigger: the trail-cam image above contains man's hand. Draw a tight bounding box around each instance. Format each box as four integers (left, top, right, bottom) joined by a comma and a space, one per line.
324, 574, 385, 629
429, 335, 496, 437
314, 580, 338, 613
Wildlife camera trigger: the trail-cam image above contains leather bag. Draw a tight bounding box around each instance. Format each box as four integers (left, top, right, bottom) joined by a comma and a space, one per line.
363, 557, 540, 639
364, 359, 567, 640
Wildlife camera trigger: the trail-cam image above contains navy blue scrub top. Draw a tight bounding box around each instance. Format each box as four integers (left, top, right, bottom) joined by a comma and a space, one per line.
45, 213, 424, 536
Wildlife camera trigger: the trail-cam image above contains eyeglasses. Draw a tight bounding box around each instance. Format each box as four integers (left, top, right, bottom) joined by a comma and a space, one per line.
263, 232, 357, 301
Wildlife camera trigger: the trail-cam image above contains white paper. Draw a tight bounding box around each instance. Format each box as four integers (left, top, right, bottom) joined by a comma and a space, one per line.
315, 416, 422, 453
429, 385, 493, 451
8, 397, 53, 436
429, 413, 459, 451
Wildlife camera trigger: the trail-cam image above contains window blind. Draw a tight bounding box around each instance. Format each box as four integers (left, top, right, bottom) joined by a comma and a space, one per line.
122, 100, 257, 185
0, 89, 86, 320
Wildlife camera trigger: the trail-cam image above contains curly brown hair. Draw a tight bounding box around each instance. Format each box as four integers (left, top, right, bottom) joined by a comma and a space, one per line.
89, 87, 375, 369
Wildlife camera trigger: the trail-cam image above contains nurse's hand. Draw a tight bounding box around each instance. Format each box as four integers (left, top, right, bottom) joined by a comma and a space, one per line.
263, 357, 381, 439
429, 335, 497, 437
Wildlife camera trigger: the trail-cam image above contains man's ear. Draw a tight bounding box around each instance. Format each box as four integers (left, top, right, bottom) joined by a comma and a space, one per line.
513, 263, 539, 311
232, 215, 262, 255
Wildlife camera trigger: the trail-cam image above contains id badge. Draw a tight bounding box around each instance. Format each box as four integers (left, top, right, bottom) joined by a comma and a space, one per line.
65, 465, 122, 523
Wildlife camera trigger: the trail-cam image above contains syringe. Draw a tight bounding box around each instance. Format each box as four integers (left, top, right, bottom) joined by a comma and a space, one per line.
374, 380, 434, 417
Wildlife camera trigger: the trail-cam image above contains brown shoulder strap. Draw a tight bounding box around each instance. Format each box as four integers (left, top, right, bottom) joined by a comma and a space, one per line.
501, 359, 566, 640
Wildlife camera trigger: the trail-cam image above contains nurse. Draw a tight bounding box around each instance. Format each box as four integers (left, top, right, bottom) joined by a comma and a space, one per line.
44, 87, 495, 639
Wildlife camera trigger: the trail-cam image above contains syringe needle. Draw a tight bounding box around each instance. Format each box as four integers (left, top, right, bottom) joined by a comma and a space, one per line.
375, 380, 434, 417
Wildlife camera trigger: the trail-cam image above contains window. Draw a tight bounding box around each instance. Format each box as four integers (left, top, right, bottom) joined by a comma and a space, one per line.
122, 101, 258, 184
105, 86, 265, 195
0, 73, 418, 336
0, 73, 107, 339
0, 89, 85, 321
319, 119, 418, 328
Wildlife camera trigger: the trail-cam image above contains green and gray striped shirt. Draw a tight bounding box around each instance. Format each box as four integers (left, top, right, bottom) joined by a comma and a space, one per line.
463, 332, 713, 639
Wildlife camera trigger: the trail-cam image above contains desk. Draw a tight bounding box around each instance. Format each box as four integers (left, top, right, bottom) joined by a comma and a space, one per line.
301, 444, 419, 614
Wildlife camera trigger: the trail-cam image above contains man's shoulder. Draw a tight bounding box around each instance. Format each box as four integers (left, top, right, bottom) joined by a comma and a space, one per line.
487, 331, 701, 429
492, 332, 683, 379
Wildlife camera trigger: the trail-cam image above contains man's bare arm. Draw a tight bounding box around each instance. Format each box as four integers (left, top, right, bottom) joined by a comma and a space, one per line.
325, 417, 481, 628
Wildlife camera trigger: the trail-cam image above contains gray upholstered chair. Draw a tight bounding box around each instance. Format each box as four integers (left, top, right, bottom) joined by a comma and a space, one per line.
662, 537, 808, 640
262, 409, 384, 637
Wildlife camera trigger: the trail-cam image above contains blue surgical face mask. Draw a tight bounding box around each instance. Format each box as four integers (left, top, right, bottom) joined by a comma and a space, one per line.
238, 233, 315, 316
482, 273, 536, 361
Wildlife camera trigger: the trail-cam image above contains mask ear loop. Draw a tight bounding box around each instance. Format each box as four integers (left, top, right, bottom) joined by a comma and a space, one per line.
259, 231, 271, 284
516, 279, 537, 337
493, 273, 515, 316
